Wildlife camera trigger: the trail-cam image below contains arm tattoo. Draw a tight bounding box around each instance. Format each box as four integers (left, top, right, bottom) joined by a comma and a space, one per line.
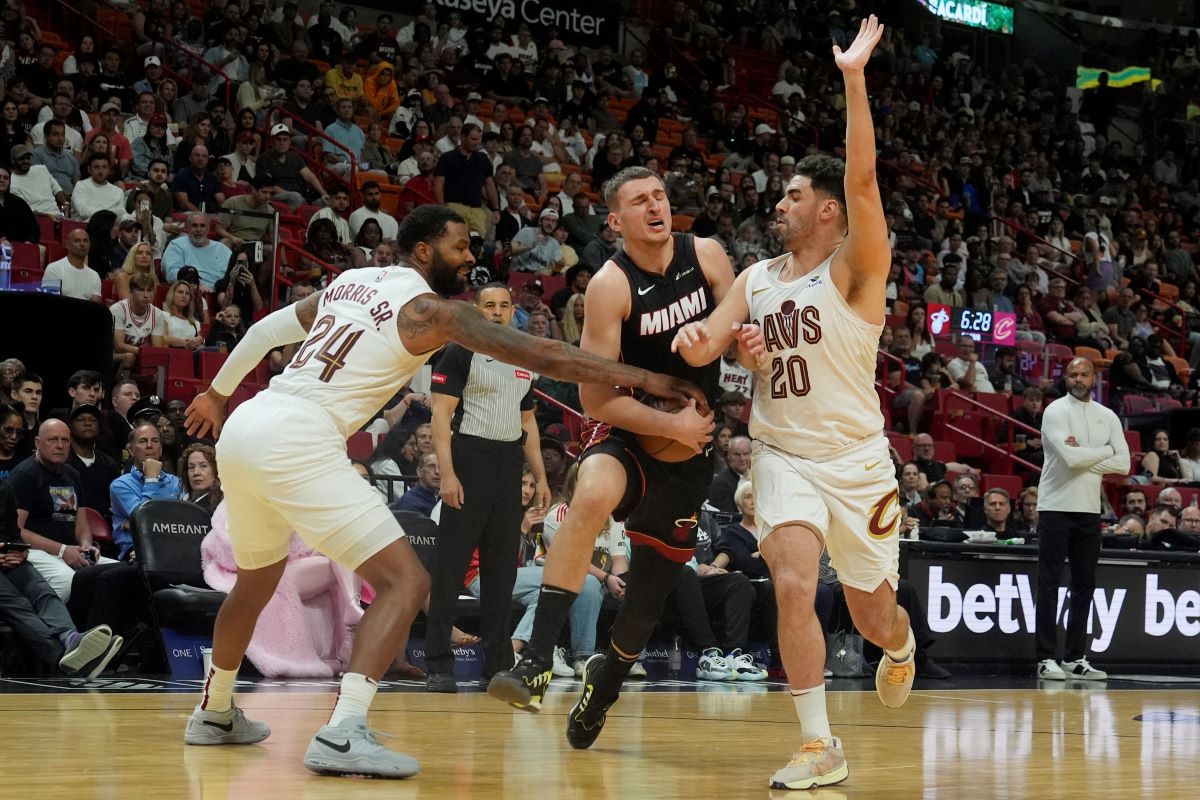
397, 295, 442, 337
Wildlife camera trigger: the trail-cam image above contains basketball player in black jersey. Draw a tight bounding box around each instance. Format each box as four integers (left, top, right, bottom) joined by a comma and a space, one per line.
488, 166, 765, 748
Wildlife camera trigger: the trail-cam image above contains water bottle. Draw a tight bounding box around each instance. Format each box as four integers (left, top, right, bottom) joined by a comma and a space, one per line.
668, 636, 682, 675
0, 238, 11, 291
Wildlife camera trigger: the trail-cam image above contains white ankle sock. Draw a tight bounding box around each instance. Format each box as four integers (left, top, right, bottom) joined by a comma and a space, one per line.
790, 684, 832, 741
201, 666, 237, 713
885, 629, 916, 664
330, 672, 379, 726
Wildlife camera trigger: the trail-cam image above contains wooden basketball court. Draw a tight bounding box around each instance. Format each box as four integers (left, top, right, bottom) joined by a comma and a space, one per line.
2, 678, 1195, 798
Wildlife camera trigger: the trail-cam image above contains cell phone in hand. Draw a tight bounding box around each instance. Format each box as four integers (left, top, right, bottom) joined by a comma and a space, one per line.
2, 541, 30, 551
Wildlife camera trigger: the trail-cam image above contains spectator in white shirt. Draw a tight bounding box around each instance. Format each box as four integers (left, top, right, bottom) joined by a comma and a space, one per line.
71, 154, 125, 221
348, 181, 399, 240
110, 270, 164, 370
771, 66, 805, 103
946, 336, 996, 393
307, 185, 352, 244
42, 228, 102, 302
9, 144, 68, 216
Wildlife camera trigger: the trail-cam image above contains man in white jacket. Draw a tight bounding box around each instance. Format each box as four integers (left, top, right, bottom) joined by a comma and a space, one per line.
1034, 357, 1129, 681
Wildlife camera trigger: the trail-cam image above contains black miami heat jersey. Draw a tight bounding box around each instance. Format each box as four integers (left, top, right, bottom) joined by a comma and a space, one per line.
612, 233, 721, 407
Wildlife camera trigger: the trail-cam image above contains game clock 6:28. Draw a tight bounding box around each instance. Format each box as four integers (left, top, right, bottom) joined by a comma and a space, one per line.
958, 308, 994, 335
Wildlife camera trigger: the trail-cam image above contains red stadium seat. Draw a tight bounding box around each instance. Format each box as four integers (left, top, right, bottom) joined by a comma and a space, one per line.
981, 473, 1023, 500
37, 216, 57, 244
163, 377, 202, 403
60, 219, 86, 243
932, 440, 956, 464
886, 432, 912, 461
199, 351, 229, 381
11, 242, 41, 269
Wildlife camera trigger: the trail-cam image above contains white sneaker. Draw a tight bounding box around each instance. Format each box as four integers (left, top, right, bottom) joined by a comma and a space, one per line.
875, 649, 916, 709
696, 647, 732, 681
185, 702, 271, 745
627, 660, 648, 679
769, 736, 848, 790
572, 658, 590, 678
1062, 657, 1107, 681
551, 646, 575, 677
303, 716, 419, 778
1037, 659, 1067, 680
726, 648, 767, 681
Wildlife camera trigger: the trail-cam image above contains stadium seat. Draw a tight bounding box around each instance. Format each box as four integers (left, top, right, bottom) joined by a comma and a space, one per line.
981, 473, 1023, 500
886, 432, 912, 461
129, 500, 225, 675
347, 430, 374, 462
164, 377, 202, 403
60, 219, 86, 243
1124, 430, 1143, 456
37, 216, 56, 243
672, 214, 694, 232
1165, 356, 1191, 385
1121, 394, 1156, 416
932, 440, 956, 464
1045, 342, 1073, 361
1158, 282, 1180, 302
11, 242, 41, 270
81, 507, 113, 548
198, 351, 229, 381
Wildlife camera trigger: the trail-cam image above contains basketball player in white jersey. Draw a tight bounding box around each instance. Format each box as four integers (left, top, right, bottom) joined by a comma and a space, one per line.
671, 17, 915, 790
179, 206, 704, 778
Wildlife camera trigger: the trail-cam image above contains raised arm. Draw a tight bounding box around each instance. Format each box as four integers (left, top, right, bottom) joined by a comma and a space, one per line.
829, 16, 890, 320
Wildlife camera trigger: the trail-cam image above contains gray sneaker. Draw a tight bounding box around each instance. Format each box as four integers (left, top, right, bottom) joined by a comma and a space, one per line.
303, 716, 420, 778
58, 625, 112, 674
1062, 657, 1107, 681
185, 703, 271, 745
770, 736, 849, 790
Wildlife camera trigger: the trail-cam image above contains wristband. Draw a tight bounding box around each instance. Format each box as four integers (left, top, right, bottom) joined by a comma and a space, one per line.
58, 544, 67, 559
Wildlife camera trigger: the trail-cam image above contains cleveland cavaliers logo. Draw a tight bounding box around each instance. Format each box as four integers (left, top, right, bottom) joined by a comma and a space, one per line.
671, 515, 699, 543
867, 489, 900, 540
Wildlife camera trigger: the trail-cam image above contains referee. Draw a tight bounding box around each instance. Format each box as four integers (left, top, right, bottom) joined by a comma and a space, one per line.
1035, 358, 1128, 681
424, 283, 552, 692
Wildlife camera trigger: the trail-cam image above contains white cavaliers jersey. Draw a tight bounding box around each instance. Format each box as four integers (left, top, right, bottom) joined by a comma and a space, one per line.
744, 251, 884, 459
267, 267, 436, 438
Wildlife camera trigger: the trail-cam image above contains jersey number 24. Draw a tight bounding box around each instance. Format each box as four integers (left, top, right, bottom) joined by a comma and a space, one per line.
290, 314, 364, 383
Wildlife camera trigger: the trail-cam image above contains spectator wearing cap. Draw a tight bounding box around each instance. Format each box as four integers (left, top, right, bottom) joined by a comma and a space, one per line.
512, 279, 550, 331
32, 96, 85, 153
691, 189, 729, 239
161, 212, 232, 290
133, 55, 164, 96
66, 404, 121, 523
124, 91, 179, 150
510, 207, 564, 274
84, 102, 133, 179
43, 228, 102, 301
0, 164, 39, 244
258, 124, 330, 210
434, 122, 498, 238
170, 144, 224, 214
128, 112, 171, 181
11, 143, 69, 217
391, 88, 424, 138
110, 420, 183, 561
348, 180, 399, 240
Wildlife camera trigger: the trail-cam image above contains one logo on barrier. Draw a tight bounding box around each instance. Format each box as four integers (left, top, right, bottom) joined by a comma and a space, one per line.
993, 314, 1017, 345
929, 307, 951, 335
671, 516, 698, 543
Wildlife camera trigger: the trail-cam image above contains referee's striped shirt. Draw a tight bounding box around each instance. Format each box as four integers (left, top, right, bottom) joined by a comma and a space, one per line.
430, 344, 536, 442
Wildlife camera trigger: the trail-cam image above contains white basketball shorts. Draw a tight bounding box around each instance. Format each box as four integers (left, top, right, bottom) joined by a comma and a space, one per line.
215, 390, 402, 570
750, 433, 900, 592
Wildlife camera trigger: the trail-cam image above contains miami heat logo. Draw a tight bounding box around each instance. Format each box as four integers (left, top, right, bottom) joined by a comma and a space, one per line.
867, 488, 900, 540
671, 515, 699, 543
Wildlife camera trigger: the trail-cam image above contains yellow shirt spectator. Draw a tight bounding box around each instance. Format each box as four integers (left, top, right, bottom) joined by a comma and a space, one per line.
325, 63, 365, 101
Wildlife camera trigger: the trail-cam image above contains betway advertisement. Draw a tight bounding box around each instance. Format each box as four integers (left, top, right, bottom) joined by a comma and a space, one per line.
905, 553, 1200, 663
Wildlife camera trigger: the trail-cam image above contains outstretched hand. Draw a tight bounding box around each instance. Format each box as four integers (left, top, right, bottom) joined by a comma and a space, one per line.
833, 14, 884, 73
185, 389, 228, 439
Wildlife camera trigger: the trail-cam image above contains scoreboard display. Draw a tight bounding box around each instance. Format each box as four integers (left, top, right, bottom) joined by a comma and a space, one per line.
926, 305, 1017, 345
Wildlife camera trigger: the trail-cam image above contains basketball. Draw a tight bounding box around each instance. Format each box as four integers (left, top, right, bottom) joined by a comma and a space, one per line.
635, 396, 698, 462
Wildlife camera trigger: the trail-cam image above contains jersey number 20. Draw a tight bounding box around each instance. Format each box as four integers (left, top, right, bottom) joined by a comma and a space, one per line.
769, 354, 811, 398
290, 314, 364, 383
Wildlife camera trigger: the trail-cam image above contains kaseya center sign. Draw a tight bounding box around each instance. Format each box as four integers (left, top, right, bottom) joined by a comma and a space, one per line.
432, 0, 617, 47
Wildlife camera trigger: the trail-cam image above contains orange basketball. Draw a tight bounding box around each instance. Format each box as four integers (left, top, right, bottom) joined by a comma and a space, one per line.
635, 396, 697, 462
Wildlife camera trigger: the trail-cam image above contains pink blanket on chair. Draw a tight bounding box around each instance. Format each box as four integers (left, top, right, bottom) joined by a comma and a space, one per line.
201, 503, 364, 678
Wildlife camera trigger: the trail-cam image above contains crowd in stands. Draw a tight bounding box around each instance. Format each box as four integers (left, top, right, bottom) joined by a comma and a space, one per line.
4, 0, 1200, 680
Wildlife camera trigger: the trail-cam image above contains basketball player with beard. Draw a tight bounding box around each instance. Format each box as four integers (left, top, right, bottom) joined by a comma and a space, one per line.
180, 206, 704, 779
671, 18, 915, 790
487, 166, 764, 749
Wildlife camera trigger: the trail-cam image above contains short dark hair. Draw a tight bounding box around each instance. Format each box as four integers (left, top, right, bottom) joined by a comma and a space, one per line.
250, 173, 273, 189
43, 119, 66, 135
128, 419, 160, 445
795, 153, 846, 214
361, 180, 381, 193
396, 205, 466, 257
68, 370, 103, 390
148, 157, 169, 172
1152, 503, 1178, 523
87, 153, 111, 167
12, 372, 42, 390
462, 122, 481, 137
475, 282, 511, 304
602, 166, 663, 209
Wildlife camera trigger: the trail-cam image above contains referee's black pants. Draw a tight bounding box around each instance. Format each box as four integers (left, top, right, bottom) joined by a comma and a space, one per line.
425, 434, 525, 678
1035, 510, 1102, 663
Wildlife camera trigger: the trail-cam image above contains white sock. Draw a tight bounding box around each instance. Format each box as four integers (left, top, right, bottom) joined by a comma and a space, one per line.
884, 629, 916, 664
790, 684, 832, 741
330, 672, 379, 726
201, 666, 237, 713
